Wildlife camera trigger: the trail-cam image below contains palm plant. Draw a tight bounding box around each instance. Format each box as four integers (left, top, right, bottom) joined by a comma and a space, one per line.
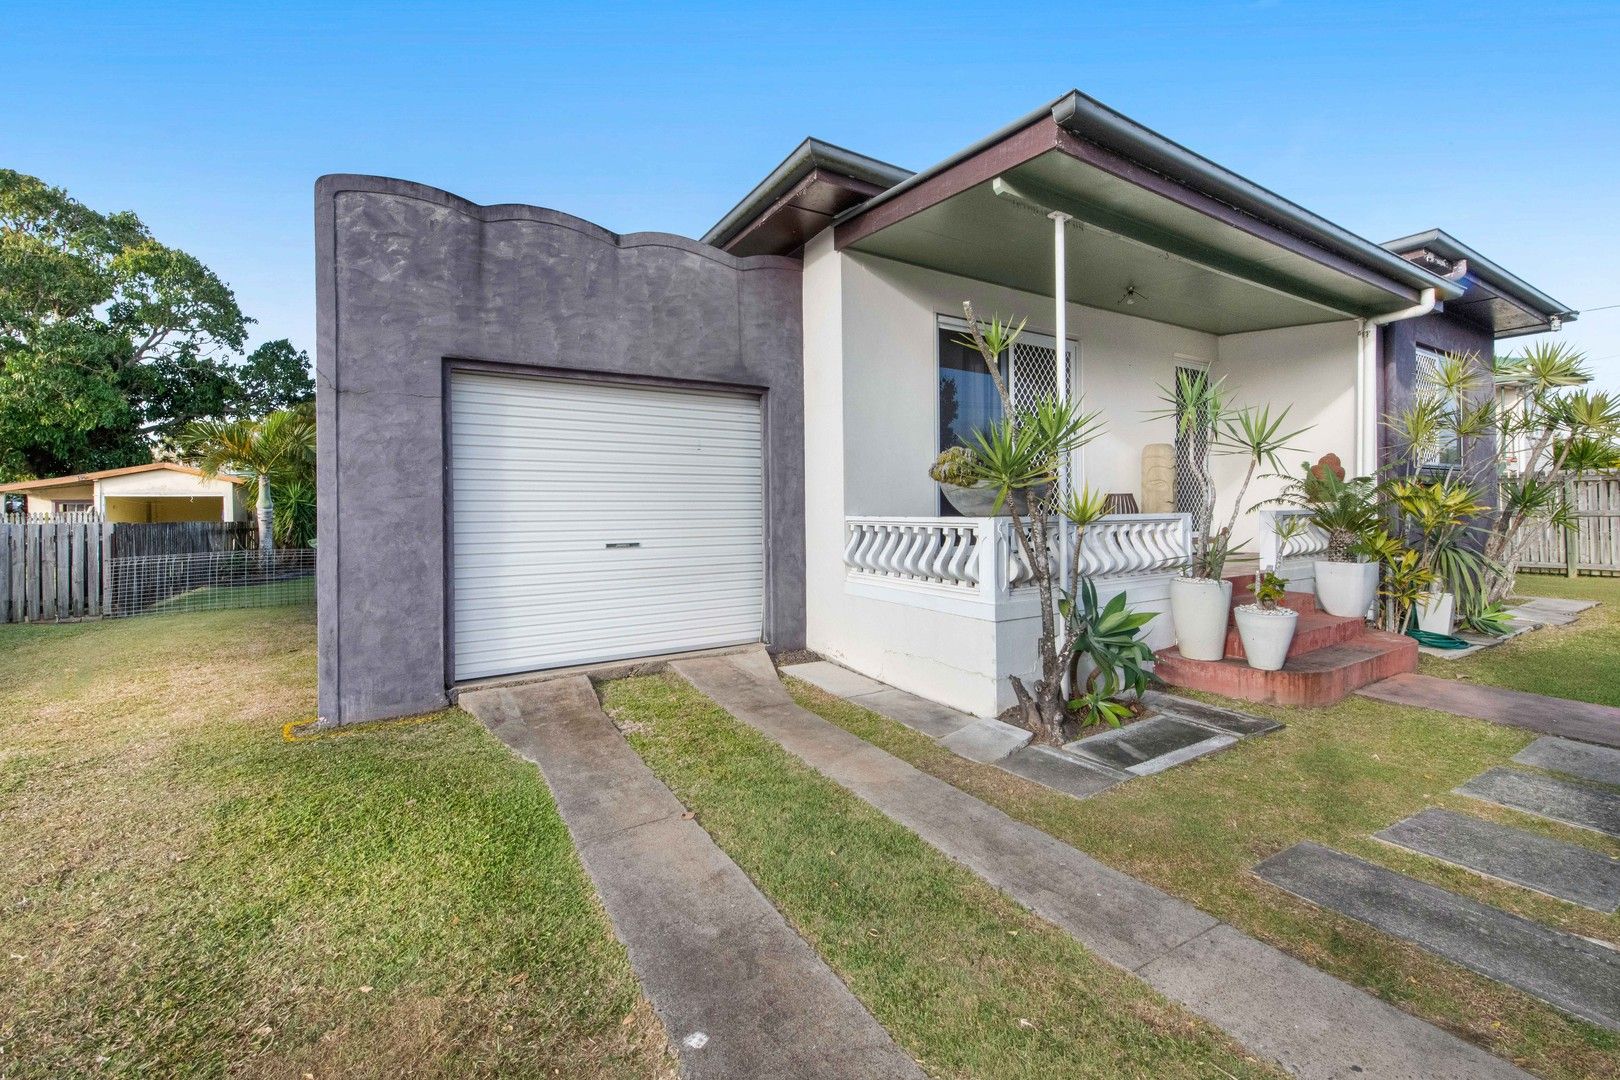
953, 303, 1112, 744
1272, 463, 1378, 562
178, 407, 316, 551
1155, 372, 1306, 578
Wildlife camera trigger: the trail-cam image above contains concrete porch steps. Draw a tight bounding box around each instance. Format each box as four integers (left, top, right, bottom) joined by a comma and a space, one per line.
1155, 576, 1417, 707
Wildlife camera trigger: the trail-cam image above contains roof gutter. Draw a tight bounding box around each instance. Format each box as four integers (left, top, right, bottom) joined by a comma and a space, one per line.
1382, 229, 1578, 328
1049, 91, 1464, 304
701, 139, 912, 249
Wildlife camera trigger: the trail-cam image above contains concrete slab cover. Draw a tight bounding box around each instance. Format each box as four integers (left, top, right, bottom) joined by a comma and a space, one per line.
997, 746, 1124, 799
1064, 714, 1232, 775
1255, 842, 1620, 1031
1376, 808, 1620, 912
1514, 736, 1620, 787
938, 717, 1032, 762
460, 677, 923, 1080
1140, 691, 1284, 737
780, 661, 888, 698
1457, 768, 1620, 837
1357, 673, 1620, 749
675, 651, 1529, 1079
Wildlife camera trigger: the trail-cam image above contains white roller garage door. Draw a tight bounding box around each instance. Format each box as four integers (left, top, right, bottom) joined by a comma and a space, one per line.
450, 371, 765, 681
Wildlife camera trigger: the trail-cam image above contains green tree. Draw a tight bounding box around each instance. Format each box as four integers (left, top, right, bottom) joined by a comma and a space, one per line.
0, 169, 288, 480
178, 408, 315, 551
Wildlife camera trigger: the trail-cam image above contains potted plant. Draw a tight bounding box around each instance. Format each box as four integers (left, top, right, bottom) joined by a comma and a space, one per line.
1234, 570, 1296, 671
929, 445, 1047, 517
1274, 457, 1380, 618
1156, 371, 1308, 661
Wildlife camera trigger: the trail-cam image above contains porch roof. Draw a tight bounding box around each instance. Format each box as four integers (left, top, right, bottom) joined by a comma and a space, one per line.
826, 91, 1466, 336
1382, 229, 1579, 339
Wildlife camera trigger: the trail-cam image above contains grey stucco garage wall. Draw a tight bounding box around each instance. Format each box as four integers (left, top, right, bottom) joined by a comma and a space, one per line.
315, 175, 804, 725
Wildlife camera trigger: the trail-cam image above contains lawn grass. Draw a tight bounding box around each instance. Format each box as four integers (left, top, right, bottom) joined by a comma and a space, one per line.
785, 580, 1620, 1080
1417, 573, 1620, 707
601, 673, 1281, 1080
0, 606, 671, 1079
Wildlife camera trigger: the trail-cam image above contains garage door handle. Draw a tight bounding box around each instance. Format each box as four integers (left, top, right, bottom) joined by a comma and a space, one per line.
605, 542, 640, 549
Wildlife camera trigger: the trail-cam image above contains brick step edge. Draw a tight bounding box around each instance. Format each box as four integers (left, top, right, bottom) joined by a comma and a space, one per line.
1225, 608, 1368, 661
1154, 631, 1418, 707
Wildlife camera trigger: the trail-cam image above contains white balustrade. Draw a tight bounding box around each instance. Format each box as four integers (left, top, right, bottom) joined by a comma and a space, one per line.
1257, 509, 1328, 569
843, 518, 984, 590
845, 512, 1193, 610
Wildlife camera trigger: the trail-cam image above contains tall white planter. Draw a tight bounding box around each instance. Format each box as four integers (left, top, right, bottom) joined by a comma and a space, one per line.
1417, 591, 1456, 635
1314, 559, 1379, 619
1234, 605, 1298, 671
1170, 576, 1233, 661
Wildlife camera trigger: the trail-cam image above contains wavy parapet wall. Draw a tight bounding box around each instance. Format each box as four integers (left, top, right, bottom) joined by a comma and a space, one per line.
314, 174, 805, 726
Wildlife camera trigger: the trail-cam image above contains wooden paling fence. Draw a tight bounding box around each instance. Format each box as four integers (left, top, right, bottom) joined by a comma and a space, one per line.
1519, 472, 1620, 577
1, 520, 112, 622
2, 520, 259, 622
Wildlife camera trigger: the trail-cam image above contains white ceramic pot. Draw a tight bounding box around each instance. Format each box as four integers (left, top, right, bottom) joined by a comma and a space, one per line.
1416, 591, 1456, 635
1314, 559, 1379, 619
1170, 576, 1234, 661
1234, 605, 1299, 671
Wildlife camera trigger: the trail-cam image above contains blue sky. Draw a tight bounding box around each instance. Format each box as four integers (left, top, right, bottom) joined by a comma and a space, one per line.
6, 1, 1620, 381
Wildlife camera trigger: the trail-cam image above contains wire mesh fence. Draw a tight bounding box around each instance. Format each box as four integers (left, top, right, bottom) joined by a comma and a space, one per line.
108, 548, 314, 617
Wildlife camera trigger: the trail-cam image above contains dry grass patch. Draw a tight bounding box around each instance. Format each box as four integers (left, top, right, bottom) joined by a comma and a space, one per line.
0, 607, 672, 1079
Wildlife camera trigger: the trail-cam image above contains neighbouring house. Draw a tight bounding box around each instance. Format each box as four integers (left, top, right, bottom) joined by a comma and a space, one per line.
314, 89, 1576, 726
0, 462, 247, 523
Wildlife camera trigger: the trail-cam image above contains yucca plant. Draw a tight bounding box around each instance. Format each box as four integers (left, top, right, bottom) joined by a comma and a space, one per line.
1153, 373, 1308, 579
178, 406, 316, 552
951, 303, 1112, 744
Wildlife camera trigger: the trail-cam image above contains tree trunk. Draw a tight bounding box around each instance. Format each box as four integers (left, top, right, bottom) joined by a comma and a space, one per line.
256, 473, 274, 557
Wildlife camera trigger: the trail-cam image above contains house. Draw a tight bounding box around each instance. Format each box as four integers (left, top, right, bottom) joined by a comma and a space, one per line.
313, 90, 1576, 726
0, 462, 247, 523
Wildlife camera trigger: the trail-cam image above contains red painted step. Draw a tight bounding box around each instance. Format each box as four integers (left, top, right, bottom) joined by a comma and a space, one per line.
1155, 631, 1418, 707
1224, 607, 1366, 661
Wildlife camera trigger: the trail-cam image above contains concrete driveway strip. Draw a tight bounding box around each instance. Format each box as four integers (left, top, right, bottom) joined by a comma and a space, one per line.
459, 677, 924, 1080
673, 649, 1530, 1080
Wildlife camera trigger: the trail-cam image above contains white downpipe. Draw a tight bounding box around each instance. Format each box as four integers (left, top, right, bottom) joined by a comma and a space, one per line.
1355, 287, 1437, 476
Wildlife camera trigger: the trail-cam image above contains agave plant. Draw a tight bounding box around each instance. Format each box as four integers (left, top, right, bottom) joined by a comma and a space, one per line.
1064, 578, 1157, 729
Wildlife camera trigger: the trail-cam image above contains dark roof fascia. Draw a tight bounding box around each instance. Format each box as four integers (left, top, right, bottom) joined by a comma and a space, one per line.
701, 138, 912, 250
1382, 229, 1578, 331
833, 90, 1465, 305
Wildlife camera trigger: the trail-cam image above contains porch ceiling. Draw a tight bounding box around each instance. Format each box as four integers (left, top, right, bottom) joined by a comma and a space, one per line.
844, 148, 1402, 336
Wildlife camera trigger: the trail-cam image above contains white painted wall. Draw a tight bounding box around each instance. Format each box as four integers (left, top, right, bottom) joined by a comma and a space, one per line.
1212, 321, 1360, 562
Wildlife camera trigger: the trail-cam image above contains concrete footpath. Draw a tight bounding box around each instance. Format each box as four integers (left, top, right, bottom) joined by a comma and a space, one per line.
672, 648, 1529, 1080
460, 677, 924, 1080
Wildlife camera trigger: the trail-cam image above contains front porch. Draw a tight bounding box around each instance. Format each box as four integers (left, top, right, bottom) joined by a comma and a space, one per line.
800, 105, 1450, 717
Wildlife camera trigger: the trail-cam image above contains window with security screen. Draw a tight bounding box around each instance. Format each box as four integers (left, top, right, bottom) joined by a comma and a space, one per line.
1174, 364, 1212, 520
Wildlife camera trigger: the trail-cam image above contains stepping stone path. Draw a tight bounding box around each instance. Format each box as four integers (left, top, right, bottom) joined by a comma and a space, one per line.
1457, 767, 1620, 837
1417, 596, 1595, 659
1255, 842, 1620, 1032
781, 660, 1279, 799
1514, 736, 1620, 787
1376, 807, 1620, 912
687, 650, 1529, 1080
1357, 673, 1620, 749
